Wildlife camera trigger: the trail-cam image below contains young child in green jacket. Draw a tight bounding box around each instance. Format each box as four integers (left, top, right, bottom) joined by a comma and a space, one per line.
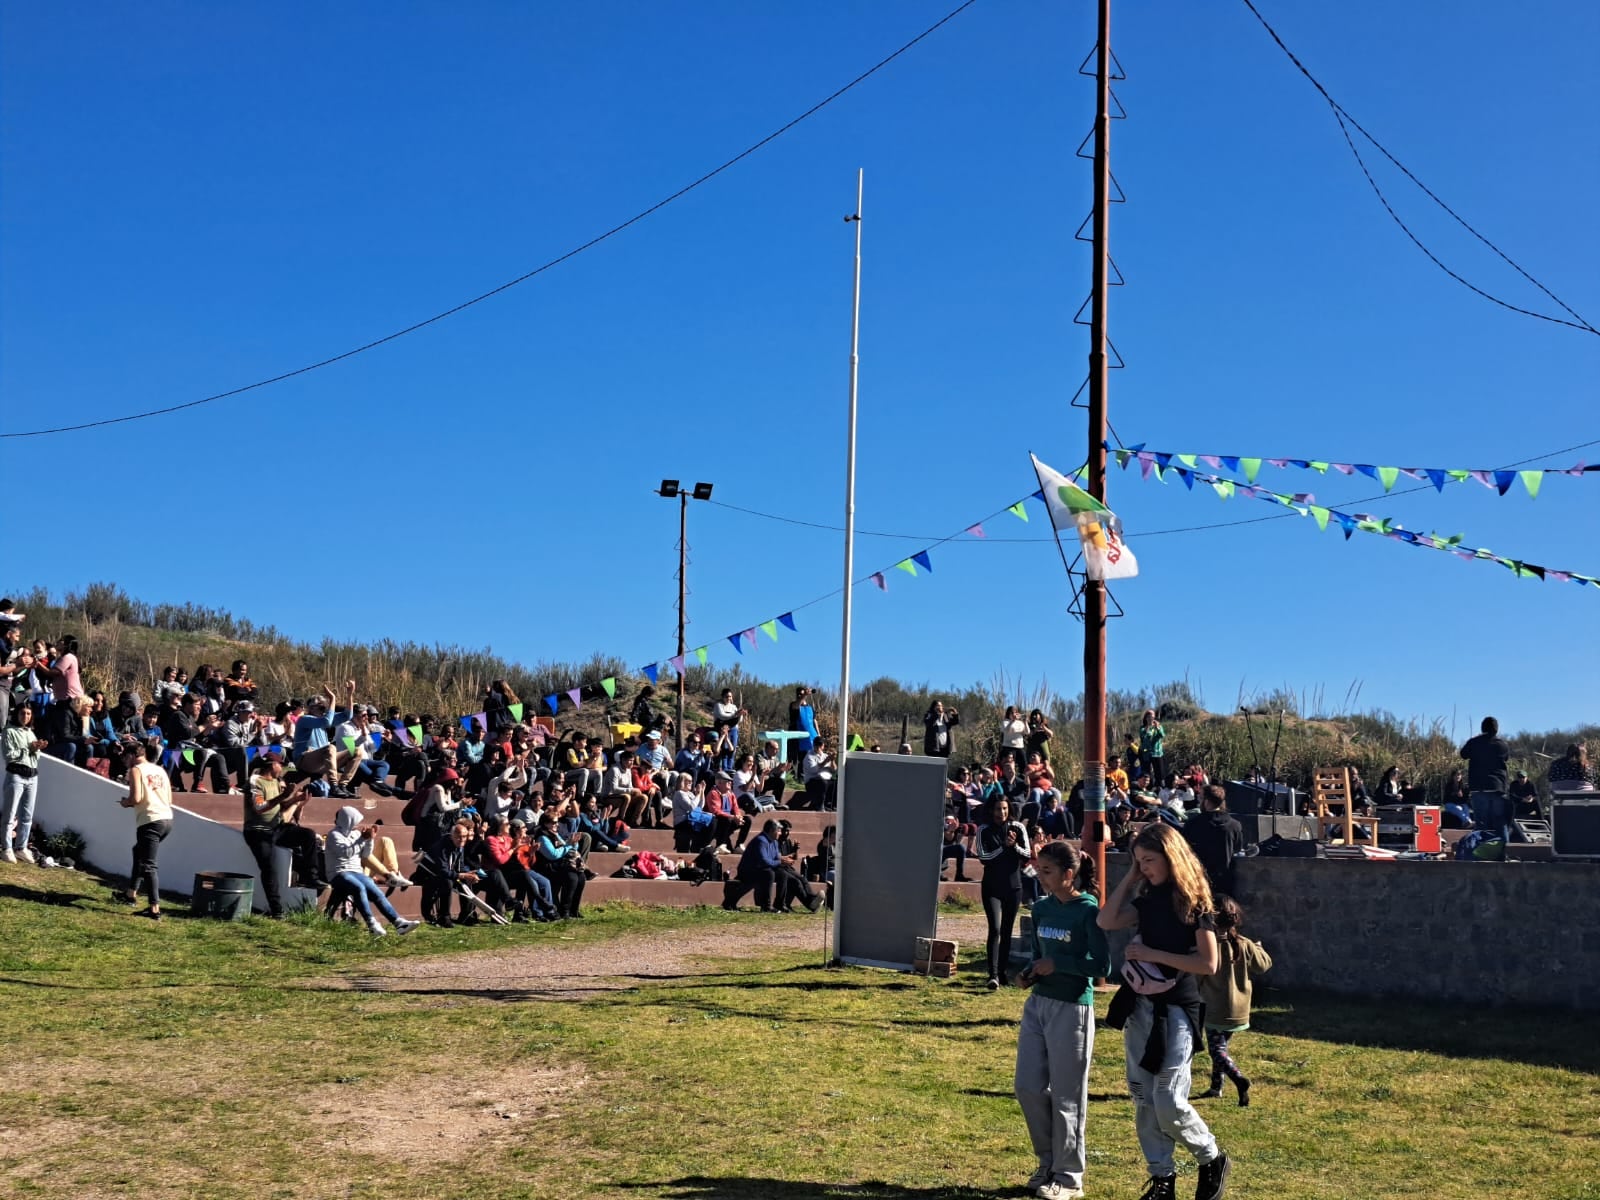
1013, 840, 1110, 1200
1197, 894, 1273, 1106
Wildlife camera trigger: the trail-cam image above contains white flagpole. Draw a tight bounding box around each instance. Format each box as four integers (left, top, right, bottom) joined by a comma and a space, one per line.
831, 169, 863, 964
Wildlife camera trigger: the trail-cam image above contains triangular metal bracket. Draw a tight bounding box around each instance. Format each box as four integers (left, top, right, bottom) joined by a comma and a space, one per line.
1078, 45, 1128, 80
1109, 171, 1127, 204
1108, 254, 1126, 286
1069, 376, 1090, 409
1075, 127, 1096, 161
1073, 293, 1093, 327
1107, 337, 1126, 369
1074, 211, 1094, 243
1109, 87, 1127, 120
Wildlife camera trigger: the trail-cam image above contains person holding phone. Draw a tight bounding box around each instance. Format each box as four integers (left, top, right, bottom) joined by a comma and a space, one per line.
977, 795, 1031, 990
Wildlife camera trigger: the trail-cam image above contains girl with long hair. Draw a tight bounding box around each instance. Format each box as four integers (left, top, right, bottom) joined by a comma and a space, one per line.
1097, 823, 1231, 1200
977, 795, 1031, 990
1013, 840, 1109, 1200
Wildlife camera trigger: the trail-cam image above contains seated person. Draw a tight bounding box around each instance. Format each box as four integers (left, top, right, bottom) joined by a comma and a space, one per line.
416, 820, 477, 927
753, 740, 788, 808
941, 816, 972, 882
507, 820, 559, 921
722, 819, 791, 912
533, 811, 587, 919
800, 737, 837, 810
703, 773, 751, 853
1037, 791, 1076, 840
323, 806, 417, 936
775, 819, 824, 912
670, 774, 714, 854
1509, 770, 1542, 821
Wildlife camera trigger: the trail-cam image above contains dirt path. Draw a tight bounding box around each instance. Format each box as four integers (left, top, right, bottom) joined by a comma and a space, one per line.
320, 911, 991, 1001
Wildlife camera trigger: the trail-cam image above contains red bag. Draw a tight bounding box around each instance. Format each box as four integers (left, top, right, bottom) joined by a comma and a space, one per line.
635, 851, 664, 879
86, 757, 112, 779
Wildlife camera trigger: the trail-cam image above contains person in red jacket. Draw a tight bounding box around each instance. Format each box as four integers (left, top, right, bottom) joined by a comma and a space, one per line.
703, 772, 750, 854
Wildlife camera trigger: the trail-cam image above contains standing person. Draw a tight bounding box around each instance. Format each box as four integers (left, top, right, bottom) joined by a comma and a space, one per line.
118, 741, 173, 919
977, 796, 1031, 990
1139, 710, 1165, 787
1459, 716, 1510, 845
3, 702, 44, 863
1026, 710, 1055, 766
1000, 705, 1029, 767
1096, 824, 1231, 1200
1014, 841, 1110, 1200
243, 758, 325, 917
1196, 896, 1272, 1107
42, 634, 86, 708
711, 688, 745, 771
923, 700, 961, 759
1181, 786, 1245, 899
787, 686, 818, 773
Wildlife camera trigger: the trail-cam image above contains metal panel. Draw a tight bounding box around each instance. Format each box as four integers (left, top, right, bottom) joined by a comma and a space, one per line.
833, 752, 947, 970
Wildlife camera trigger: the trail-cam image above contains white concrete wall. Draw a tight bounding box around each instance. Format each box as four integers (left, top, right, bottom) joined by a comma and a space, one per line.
34, 756, 310, 912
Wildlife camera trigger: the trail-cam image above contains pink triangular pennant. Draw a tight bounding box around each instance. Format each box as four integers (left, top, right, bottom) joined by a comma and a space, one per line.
1199, 455, 1222, 469
669, 654, 686, 674
1332, 463, 1355, 475
741, 628, 757, 648
871, 572, 887, 590
965, 523, 986, 538
1565, 462, 1586, 477
566, 688, 582, 710
1266, 458, 1289, 469
1138, 457, 1155, 480
1468, 470, 1494, 488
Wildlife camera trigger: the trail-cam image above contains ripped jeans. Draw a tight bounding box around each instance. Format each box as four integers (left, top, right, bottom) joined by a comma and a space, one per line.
1123, 994, 1218, 1178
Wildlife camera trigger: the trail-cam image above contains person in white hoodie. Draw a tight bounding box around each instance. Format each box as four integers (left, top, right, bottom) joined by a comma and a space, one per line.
324, 806, 418, 936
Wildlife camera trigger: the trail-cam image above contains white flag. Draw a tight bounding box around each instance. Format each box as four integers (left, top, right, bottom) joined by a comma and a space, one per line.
1031, 454, 1139, 580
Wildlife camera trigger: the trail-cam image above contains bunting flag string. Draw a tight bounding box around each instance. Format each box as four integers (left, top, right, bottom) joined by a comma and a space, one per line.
489, 489, 1042, 731
1124, 461, 1600, 591
1110, 442, 1594, 496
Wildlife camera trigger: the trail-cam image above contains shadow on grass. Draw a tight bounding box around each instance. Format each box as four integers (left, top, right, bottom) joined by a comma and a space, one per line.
0, 879, 96, 907
1255, 989, 1600, 1075
617, 1178, 1013, 1199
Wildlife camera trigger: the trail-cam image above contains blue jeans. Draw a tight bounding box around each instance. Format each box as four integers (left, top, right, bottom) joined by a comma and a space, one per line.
1124, 996, 1218, 1178
3, 771, 38, 850
352, 759, 392, 789
516, 866, 557, 915
331, 871, 402, 925
1470, 791, 1510, 845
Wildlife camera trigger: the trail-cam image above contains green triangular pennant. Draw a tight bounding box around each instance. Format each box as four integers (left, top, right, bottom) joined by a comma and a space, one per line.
341, 736, 356, 752
407, 725, 423, 745
1007, 501, 1029, 522
1377, 466, 1400, 492
1310, 506, 1330, 531
847, 733, 864, 752
1211, 479, 1235, 500
599, 679, 616, 699
1309, 461, 1330, 474
508, 702, 524, 721
759, 619, 779, 641
1519, 470, 1543, 499
1176, 453, 1197, 469
1115, 450, 1132, 469
1240, 457, 1262, 483
182, 748, 195, 765
693, 647, 708, 666
894, 559, 918, 576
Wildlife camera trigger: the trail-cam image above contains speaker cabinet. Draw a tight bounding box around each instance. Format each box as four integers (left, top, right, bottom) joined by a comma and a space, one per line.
1551, 795, 1600, 858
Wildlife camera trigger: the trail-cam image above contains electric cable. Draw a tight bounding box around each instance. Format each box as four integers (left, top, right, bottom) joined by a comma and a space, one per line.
1239, 0, 1598, 337
1, 0, 982, 440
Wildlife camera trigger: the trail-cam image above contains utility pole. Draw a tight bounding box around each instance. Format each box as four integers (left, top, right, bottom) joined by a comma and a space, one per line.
1083, 0, 1113, 904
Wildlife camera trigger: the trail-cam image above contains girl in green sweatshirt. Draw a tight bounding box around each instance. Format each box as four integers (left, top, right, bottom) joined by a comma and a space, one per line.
1013, 840, 1110, 1200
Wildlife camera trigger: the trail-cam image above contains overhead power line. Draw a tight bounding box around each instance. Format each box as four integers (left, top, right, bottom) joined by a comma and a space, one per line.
1, 0, 982, 440
1239, 0, 1599, 338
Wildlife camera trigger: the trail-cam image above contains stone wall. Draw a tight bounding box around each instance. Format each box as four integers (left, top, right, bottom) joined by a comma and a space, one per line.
1229, 858, 1598, 1010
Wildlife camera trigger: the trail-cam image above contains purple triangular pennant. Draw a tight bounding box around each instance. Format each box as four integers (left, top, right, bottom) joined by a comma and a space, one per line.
567, 688, 582, 711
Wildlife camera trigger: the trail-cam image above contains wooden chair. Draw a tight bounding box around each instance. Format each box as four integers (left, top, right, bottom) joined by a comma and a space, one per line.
1312, 765, 1380, 845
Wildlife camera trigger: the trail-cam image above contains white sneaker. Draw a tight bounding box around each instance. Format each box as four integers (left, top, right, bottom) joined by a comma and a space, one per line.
716, 844, 732, 855
1026, 1163, 1053, 1191
1, 848, 14, 863
393, 918, 420, 935
367, 921, 387, 937
16, 847, 35, 865
1037, 1183, 1083, 1200
387, 874, 413, 890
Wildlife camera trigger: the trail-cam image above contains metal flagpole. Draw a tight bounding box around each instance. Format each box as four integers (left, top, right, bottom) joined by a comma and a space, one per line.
830, 168, 864, 965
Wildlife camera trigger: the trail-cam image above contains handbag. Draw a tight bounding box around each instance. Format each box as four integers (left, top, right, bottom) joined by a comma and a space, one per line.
1120, 938, 1177, 996
685, 808, 713, 830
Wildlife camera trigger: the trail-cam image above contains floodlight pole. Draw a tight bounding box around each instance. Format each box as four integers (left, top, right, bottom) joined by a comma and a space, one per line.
1083, 0, 1112, 904
677, 489, 688, 753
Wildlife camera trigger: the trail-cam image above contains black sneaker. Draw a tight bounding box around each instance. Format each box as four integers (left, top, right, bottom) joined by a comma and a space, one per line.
1138, 1176, 1176, 1200
1195, 1151, 1231, 1200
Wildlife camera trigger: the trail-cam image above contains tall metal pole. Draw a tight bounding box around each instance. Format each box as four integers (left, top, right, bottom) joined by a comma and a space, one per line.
676, 490, 688, 754
832, 169, 863, 963
1083, 0, 1112, 904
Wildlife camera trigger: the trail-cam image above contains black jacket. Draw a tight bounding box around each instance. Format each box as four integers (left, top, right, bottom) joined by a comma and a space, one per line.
1459, 734, 1510, 795
1182, 810, 1244, 897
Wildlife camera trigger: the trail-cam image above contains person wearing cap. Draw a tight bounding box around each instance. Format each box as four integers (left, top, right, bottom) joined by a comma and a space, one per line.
636, 728, 671, 787
204, 699, 258, 796
414, 767, 465, 852
723, 819, 790, 913
293, 682, 357, 795
1509, 769, 1542, 821
775, 820, 825, 912
704, 771, 750, 854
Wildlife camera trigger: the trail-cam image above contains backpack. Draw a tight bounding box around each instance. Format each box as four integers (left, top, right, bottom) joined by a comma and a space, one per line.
1453, 830, 1505, 861
400, 790, 425, 826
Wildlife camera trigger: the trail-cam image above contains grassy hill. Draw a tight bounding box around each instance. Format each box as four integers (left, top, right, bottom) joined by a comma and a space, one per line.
7, 582, 1593, 796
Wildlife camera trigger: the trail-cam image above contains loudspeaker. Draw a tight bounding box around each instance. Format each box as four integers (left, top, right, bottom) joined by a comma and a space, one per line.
1226, 781, 1298, 816
1239, 813, 1318, 845
1551, 796, 1600, 858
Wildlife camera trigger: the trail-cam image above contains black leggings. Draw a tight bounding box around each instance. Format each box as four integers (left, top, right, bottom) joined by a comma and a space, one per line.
131, 819, 171, 903
982, 887, 1021, 982
539, 862, 586, 917
1207, 1029, 1248, 1087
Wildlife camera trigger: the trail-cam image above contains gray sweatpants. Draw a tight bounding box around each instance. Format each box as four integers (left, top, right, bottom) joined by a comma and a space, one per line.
1014, 991, 1095, 1191
1124, 994, 1218, 1178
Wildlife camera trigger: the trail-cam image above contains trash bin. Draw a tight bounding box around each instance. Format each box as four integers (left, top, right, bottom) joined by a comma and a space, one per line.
192, 871, 256, 920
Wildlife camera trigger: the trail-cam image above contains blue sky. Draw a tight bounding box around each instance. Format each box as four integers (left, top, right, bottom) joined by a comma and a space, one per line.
2, 1, 1595, 736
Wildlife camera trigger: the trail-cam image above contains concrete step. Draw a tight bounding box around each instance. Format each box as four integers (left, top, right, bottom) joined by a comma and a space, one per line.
314, 876, 981, 919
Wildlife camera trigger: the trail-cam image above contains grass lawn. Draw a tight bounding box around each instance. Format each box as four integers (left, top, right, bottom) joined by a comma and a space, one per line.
2, 867, 1597, 1200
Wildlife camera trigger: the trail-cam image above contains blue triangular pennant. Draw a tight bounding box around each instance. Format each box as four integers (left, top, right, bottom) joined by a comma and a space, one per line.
1493, 470, 1516, 495
1221, 456, 1240, 473
911, 550, 932, 573
1153, 452, 1172, 470
729, 633, 744, 655
545, 693, 561, 715
1353, 464, 1380, 482
1178, 468, 1195, 490
777, 612, 797, 632
642, 663, 659, 686
1425, 469, 1447, 492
